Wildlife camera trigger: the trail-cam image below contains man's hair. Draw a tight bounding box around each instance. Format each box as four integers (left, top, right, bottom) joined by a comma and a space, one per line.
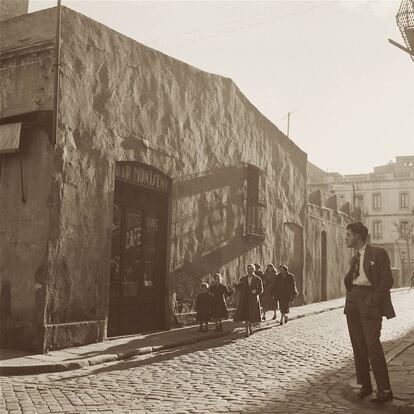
346, 222, 368, 242
279, 264, 288, 271
200, 283, 209, 289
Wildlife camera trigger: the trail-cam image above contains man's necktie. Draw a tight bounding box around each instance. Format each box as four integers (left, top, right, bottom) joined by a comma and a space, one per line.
353, 251, 361, 279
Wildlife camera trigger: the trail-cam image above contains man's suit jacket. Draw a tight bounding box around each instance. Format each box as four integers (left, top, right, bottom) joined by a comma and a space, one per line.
344, 244, 396, 319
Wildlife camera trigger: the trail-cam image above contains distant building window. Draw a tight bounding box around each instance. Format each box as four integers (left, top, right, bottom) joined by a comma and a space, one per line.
373, 221, 382, 239
245, 164, 265, 238
372, 193, 381, 210
403, 159, 413, 167
355, 195, 364, 208
400, 221, 410, 238
400, 192, 409, 209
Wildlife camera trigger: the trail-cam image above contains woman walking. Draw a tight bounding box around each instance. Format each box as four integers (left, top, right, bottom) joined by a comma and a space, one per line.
235, 264, 264, 337
210, 273, 233, 332
261, 264, 278, 320
275, 264, 297, 325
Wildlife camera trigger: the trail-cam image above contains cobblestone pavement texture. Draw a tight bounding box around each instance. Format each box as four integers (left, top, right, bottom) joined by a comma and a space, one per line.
1, 291, 413, 414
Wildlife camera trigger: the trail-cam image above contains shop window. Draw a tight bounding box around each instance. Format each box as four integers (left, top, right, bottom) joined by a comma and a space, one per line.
372, 193, 381, 210
245, 164, 265, 238
372, 221, 382, 239
400, 192, 409, 209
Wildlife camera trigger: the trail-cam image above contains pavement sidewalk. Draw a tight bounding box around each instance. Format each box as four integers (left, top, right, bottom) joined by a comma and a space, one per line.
0, 296, 347, 376
345, 332, 414, 414
344, 291, 414, 414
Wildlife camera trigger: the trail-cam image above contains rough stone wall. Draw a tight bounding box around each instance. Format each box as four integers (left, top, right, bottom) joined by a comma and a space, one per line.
53, 6, 307, 327
0, 8, 57, 352
0, 123, 53, 351
0, 8, 55, 119
0, 6, 307, 350
305, 204, 353, 303
0, 0, 28, 21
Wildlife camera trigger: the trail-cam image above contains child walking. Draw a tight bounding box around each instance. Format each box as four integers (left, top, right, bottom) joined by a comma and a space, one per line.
210, 273, 234, 332
195, 283, 211, 332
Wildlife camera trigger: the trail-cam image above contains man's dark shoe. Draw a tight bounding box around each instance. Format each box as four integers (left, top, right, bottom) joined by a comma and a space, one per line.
371, 390, 393, 403
356, 385, 373, 399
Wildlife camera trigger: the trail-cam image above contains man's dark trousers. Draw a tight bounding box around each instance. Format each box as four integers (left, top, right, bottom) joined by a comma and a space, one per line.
346, 286, 391, 390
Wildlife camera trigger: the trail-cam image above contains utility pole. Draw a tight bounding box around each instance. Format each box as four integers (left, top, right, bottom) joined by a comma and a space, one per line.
53, 0, 62, 145
283, 109, 298, 138
287, 112, 291, 137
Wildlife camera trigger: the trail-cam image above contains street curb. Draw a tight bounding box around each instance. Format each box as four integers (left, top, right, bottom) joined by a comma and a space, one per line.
0, 302, 346, 376
0, 331, 232, 376
345, 307, 414, 413
1, 289, 408, 376
343, 382, 414, 414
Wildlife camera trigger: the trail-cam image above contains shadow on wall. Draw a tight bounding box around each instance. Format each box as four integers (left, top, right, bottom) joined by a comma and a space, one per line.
171, 228, 264, 313
174, 165, 244, 199
170, 165, 266, 312
282, 222, 304, 306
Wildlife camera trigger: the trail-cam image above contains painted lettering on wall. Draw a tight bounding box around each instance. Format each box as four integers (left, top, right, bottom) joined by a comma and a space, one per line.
116, 163, 169, 192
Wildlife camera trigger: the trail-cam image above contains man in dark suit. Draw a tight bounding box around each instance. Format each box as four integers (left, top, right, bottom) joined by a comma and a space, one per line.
344, 222, 395, 403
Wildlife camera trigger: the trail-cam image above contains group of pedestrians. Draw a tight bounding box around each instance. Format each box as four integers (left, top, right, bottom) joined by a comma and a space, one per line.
195, 262, 298, 337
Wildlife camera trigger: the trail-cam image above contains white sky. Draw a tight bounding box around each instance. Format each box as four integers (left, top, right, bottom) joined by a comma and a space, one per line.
29, 0, 414, 175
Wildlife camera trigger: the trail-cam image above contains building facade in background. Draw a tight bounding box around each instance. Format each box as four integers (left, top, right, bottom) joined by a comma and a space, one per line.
308, 156, 414, 286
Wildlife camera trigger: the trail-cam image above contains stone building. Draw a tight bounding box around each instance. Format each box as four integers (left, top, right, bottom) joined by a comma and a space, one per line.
0, 5, 312, 352
305, 190, 355, 303
308, 157, 414, 286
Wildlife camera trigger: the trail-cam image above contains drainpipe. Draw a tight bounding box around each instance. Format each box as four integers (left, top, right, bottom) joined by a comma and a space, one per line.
53, 0, 62, 145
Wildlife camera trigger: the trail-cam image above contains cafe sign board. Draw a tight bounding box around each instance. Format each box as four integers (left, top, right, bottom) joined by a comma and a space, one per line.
115, 162, 171, 193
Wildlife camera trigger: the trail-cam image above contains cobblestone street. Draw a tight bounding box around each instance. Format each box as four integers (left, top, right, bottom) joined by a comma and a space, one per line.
1, 291, 413, 414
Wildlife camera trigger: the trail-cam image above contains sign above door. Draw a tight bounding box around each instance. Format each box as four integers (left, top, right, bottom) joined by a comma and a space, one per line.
115, 162, 171, 193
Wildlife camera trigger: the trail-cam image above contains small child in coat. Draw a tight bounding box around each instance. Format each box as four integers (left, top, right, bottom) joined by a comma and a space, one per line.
195, 283, 211, 332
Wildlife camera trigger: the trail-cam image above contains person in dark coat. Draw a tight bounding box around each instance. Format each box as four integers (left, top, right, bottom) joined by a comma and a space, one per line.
254, 263, 264, 280
195, 283, 211, 332
235, 264, 264, 337
275, 264, 297, 325
344, 222, 395, 403
261, 263, 278, 320
210, 273, 233, 332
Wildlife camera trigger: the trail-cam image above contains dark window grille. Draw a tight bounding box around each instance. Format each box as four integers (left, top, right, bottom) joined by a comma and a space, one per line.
245, 164, 265, 238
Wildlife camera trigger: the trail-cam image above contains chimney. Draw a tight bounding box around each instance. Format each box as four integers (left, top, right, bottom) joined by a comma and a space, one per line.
0, 0, 29, 21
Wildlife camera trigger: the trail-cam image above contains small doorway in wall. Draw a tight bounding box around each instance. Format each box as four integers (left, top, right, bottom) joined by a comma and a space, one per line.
107, 162, 171, 337
321, 231, 327, 301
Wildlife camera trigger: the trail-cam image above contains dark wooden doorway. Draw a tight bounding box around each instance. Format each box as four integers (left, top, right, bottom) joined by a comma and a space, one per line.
108, 163, 170, 337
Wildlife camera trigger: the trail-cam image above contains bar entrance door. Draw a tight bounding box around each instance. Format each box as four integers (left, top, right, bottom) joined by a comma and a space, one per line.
108, 166, 170, 337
